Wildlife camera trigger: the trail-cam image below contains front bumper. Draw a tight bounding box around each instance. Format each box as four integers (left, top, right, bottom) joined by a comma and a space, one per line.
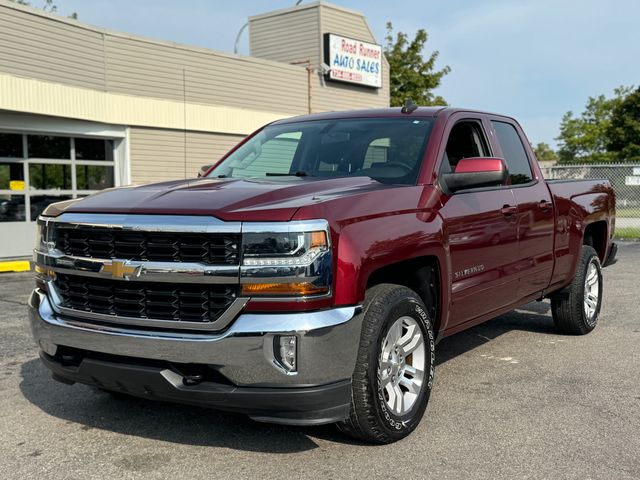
28, 289, 363, 425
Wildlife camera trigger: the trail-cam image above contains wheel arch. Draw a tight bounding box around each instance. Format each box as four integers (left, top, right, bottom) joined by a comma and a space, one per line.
365, 255, 444, 335
583, 220, 608, 262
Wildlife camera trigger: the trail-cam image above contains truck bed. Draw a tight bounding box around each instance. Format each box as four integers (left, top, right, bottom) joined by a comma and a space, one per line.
546, 178, 615, 290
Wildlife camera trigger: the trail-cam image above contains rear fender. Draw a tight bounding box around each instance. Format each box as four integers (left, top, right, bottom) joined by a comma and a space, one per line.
552, 190, 612, 289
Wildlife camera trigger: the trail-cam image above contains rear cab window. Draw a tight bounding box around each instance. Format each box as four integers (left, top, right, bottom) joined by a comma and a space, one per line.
491, 121, 534, 185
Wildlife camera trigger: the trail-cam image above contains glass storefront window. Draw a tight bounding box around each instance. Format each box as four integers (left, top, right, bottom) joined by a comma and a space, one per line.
1, 133, 117, 224
0, 162, 25, 190
27, 135, 70, 159
0, 195, 26, 222
29, 163, 72, 190
76, 165, 114, 190
30, 195, 73, 221
0, 133, 24, 158
76, 138, 114, 161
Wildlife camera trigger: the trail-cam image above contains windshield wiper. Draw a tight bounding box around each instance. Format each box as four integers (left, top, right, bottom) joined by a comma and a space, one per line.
265, 171, 308, 177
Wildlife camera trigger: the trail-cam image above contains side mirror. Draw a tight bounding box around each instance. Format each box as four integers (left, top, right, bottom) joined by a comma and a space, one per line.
441, 157, 508, 193
197, 164, 213, 178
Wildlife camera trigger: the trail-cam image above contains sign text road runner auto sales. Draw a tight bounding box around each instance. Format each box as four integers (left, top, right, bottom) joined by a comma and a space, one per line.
324, 33, 382, 88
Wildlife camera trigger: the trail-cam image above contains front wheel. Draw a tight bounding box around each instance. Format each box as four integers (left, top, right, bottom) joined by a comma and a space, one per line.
551, 245, 603, 335
338, 284, 435, 444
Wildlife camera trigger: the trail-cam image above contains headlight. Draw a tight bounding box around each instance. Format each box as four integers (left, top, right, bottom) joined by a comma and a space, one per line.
34, 218, 56, 290
240, 221, 332, 297
242, 231, 328, 266
34, 217, 55, 254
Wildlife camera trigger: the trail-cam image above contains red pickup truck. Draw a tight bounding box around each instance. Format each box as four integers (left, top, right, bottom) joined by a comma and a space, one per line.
29, 107, 617, 443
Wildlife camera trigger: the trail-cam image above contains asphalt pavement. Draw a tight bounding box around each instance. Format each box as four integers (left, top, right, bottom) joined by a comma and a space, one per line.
1, 243, 639, 480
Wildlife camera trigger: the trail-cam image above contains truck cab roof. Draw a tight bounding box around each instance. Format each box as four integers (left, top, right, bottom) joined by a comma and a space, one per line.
271, 106, 517, 126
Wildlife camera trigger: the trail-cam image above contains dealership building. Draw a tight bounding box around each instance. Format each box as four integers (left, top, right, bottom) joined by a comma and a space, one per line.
0, 0, 389, 259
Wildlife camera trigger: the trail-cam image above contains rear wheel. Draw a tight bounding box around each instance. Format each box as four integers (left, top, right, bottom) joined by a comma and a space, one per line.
338, 284, 435, 444
551, 245, 603, 335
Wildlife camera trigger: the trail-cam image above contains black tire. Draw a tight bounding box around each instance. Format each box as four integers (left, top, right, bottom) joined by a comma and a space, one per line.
338, 284, 435, 444
550, 245, 603, 335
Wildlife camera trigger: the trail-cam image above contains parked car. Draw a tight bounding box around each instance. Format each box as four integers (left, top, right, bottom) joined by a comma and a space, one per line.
29, 107, 617, 443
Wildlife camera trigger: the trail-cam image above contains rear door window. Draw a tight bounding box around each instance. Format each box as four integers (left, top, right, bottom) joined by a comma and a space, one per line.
491, 121, 534, 185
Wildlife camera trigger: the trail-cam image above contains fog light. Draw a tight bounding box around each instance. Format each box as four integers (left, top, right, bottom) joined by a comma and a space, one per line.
275, 335, 297, 373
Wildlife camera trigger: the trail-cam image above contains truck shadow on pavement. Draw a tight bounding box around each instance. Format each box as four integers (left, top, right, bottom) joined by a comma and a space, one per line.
434, 300, 556, 366
18, 302, 557, 451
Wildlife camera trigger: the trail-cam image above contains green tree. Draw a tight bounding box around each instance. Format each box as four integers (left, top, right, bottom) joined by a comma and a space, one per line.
384, 22, 450, 107
556, 86, 632, 164
533, 142, 559, 163
606, 87, 640, 162
9, 0, 77, 19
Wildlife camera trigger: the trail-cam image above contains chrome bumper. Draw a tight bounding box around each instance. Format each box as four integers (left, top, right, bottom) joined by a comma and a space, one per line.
28, 289, 363, 387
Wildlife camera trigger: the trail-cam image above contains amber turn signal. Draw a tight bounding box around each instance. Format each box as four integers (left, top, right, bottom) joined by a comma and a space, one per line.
35, 265, 56, 278
34, 265, 55, 291
309, 231, 328, 249
241, 282, 329, 296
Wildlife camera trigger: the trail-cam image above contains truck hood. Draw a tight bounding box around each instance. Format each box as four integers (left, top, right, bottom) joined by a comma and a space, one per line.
57, 176, 395, 221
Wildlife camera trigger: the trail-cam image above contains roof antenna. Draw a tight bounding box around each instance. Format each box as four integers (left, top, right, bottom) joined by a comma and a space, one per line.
401, 98, 418, 114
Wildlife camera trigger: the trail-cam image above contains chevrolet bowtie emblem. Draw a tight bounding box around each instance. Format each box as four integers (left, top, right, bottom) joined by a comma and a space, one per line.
102, 260, 139, 279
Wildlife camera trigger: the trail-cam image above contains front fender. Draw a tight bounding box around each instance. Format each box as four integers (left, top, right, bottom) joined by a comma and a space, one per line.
334, 211, 448, 312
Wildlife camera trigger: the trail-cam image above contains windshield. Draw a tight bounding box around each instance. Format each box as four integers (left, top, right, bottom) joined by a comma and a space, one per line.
208, 118, 434, 185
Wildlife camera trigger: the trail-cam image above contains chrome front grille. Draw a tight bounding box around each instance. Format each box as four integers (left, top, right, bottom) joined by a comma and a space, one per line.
55, 273, 239, 325
37, 214, 247, 331
54, 226, 240, 265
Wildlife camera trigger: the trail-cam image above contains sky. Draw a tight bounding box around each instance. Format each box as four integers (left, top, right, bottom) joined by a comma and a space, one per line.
47, 0, 640, 147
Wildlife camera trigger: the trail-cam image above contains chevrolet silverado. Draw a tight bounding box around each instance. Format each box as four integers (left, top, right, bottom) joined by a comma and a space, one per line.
29, 107, 617, 443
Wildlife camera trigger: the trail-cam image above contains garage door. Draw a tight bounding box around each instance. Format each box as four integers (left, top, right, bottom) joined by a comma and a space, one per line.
0, 131, 122, 258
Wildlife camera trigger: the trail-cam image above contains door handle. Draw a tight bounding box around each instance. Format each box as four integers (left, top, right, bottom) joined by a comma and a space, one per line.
538, 200, 552, 211
500, 205, 518, 216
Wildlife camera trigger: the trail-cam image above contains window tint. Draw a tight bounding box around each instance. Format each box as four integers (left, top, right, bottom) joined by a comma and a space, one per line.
442, 121, 489, 172
29, 163, 72, 190
492, 121, 533, 185
209, 119, 433, 185
229, 132, 301, 178
0, 194, 26, 222
75, 138, 114, 161
0, 133, 117, 223
76, 165, 115, 190
27, 135, 70, 159
0, 133, 23, 157
0, 162, 25, 190
362, 138, 390, 168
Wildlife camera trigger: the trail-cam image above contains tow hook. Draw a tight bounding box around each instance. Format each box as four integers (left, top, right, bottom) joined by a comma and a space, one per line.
182, 375, 204, 386
170, 365, 204, 386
